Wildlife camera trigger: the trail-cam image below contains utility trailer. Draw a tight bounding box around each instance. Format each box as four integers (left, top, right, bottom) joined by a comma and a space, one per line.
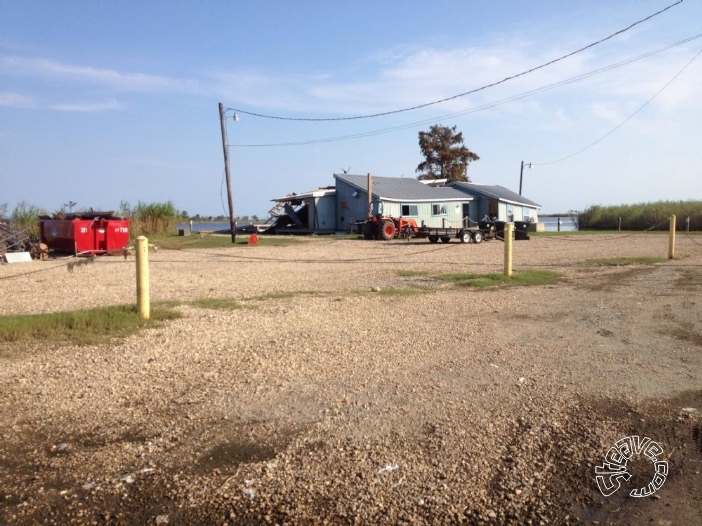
413, 225, 490, 244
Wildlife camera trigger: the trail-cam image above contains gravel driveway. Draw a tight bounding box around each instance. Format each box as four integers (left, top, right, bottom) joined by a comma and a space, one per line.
1, 234, 701, 525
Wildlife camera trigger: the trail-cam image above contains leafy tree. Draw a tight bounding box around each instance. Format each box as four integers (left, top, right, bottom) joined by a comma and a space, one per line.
416, 125, 479, 183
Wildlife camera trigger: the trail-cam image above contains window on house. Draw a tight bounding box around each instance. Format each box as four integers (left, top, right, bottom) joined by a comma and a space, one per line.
401, 204, 418, 216
432, 203, 447, 216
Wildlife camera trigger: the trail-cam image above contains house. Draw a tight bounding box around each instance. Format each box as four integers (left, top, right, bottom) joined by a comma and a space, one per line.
267, 173, 542, 234
449, 182, 541, 223
333, 173, 475, 232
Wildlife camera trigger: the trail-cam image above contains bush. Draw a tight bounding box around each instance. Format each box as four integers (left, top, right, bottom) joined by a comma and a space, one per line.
578, 201, 702, 231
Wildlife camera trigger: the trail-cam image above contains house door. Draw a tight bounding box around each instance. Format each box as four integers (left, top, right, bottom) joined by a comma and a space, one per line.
462, 203, 471, 227
488, 199, 499, 220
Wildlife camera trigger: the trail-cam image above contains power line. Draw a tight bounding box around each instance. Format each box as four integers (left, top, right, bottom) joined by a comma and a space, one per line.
227, 0, 683, 122
534, 46, 702, 166
230, 35, 702, 148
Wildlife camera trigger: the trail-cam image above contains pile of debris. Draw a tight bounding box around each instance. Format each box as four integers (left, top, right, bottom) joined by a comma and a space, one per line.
1, 219, 49, 260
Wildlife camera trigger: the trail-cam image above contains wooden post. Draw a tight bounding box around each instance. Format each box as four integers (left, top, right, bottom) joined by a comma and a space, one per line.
504, 222, 514, 276
618, 217, 621, 232
136, 236, 150, 320
668, 214, 676, 260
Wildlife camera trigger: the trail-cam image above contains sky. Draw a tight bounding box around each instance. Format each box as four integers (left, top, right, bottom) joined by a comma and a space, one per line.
1, 0, 701, 217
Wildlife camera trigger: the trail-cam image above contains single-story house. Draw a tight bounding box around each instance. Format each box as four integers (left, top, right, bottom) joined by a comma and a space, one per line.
449, 182, 541, 223
334, 173, 475, 231
267, 174, 541, 234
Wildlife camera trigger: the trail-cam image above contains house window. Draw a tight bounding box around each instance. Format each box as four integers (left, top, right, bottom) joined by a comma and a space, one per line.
401, 204, 418, 216
432, 203, 447, 216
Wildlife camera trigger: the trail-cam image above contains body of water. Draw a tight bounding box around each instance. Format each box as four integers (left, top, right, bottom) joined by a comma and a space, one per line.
540, 216, 579, 232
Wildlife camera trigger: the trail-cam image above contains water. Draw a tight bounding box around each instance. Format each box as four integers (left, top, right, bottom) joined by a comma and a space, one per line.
540, 216, 579, 232
177, 221, 236, 232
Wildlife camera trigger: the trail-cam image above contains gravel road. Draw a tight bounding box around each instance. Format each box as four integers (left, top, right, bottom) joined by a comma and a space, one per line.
1, 233, 701, 525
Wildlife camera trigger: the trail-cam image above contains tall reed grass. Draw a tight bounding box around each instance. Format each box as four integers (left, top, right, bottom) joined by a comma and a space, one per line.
579, 201, 702, 231
10, 201, 48, 239
120, 200, 179, 237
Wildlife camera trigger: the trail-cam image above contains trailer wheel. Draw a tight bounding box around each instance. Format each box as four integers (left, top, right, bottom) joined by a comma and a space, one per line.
440, 236, 451, 243
362, 222, 374, 240
472, 230, 484, 244
459, 230, 471, 243
380, 220, 396, 240
429, 236, 439, 243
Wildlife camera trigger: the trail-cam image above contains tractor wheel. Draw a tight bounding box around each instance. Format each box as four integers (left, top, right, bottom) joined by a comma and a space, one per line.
380, 220, 396, 240
440, 236, 451, 243
362, 222, 374, 240
472, 230, 484, 244
429, 236, 439, 243
459, 230, 471, 243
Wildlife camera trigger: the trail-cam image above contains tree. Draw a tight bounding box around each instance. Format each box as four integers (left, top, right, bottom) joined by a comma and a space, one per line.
416, 125, 479, 183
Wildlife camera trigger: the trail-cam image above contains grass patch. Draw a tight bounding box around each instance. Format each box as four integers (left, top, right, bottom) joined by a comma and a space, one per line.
151, 234, 301, 250
529, 230, 666, 237
396, 270, 430, 277
190, 298, 243, 310
377, 287, 432, 296
0, 304, 181, 347
437, 269, 561, 288
585, 257, 667, 266
244, 291, 321, 302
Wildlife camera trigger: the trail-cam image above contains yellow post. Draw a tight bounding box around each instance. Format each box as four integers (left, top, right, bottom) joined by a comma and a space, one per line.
504, 222, 514, 276
668, 214, 676, 260
136, 236, 150, 319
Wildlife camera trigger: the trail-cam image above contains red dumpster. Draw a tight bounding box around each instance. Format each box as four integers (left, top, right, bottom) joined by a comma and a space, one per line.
40, 212, 130, 255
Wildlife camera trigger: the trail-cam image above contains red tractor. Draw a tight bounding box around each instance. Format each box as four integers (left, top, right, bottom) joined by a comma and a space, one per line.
362, 214, 420, 240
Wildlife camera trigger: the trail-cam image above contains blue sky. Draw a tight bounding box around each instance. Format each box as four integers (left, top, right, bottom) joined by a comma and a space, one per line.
1, 1, 701, 217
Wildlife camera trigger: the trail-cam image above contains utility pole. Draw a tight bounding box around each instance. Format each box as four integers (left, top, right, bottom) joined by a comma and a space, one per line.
219, 102, 236, 243
519, 161, 532, 196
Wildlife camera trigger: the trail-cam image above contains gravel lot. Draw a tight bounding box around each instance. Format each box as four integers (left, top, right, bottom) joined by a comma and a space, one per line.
1, 233, 701, 525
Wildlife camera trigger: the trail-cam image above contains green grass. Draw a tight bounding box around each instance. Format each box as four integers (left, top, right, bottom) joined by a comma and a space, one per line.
152, 233, 301, 250
244, 290, 320, 302
584, 257, 668, 266
396, 270, 430, 277
437, 269, 561, 288
0, 304, 181, 347
190, 298, 243, 310
529, 230, 673, 237
377, 287, 432, 296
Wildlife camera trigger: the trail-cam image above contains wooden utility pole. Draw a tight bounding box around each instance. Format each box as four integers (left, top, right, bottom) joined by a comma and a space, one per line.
219, 102, 236, 243
367, 173, 373, 219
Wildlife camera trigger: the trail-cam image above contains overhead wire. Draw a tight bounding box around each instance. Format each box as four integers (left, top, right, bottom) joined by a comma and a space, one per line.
534, 45, 702, 166
227, 0, 683, 122
229, 34, 702, 148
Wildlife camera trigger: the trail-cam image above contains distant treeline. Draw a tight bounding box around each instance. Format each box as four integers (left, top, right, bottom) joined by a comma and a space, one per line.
579, 200, 702, 231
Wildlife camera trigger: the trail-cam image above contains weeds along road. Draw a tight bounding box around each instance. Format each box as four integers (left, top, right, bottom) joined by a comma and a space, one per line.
1, 234, 701, 524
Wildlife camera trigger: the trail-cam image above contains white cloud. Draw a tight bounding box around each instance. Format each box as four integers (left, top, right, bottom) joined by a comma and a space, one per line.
1, 56, 198, 92
49, 99, 123, 112
0, 91, 34, 108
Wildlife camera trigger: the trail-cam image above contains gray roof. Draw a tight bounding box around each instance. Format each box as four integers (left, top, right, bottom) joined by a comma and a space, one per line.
334, 173, 471, 202
449, 182, 541, 208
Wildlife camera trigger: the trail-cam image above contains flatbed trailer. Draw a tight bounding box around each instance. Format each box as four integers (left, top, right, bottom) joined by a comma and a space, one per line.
413, 224, 493, 244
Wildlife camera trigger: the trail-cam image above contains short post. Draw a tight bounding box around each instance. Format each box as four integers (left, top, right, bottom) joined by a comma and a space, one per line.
668, 215, 676, 260
136, 236, 150, 319
686, 216, 690, 232
504, 222, 514, 276
618, 217, 622, 232
557, 217, 562, 232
